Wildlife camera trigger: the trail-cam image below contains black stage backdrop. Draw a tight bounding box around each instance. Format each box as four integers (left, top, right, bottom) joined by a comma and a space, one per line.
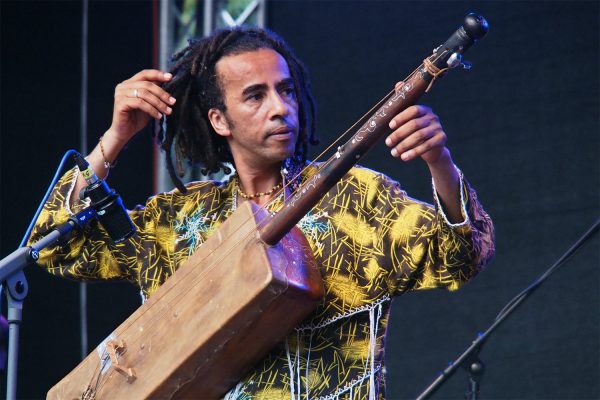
1, 1, 598, 399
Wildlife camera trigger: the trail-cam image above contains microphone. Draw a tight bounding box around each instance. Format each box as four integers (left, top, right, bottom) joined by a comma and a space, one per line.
73, 152, 136, 243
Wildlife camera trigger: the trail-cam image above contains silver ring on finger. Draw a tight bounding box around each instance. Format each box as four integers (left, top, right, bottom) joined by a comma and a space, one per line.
133, 89, 139, 98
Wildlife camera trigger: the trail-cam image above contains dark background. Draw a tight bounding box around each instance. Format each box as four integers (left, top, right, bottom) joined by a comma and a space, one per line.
1, 1, 598, 399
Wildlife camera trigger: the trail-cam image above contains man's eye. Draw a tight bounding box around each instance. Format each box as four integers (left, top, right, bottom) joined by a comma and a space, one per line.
247, 93, 263, 101
282, 87, 296, 98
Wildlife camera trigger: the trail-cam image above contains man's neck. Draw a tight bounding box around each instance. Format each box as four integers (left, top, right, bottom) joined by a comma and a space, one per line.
236, 161, 283, 206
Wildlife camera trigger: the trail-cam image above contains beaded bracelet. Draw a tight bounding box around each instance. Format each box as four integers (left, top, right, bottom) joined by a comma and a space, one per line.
99, 135, 118, 169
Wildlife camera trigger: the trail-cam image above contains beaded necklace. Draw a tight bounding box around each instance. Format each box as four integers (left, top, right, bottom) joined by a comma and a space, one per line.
236, 180, 283, 199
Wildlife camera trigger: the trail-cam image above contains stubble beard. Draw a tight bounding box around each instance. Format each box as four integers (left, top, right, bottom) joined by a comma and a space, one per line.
224, 114, 298, 169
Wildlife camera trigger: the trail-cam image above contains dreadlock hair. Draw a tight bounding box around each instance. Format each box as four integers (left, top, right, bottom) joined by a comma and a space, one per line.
159, 26, 318, 193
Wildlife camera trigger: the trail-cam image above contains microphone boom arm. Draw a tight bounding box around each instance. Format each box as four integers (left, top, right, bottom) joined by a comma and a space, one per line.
0, 206, 97, 400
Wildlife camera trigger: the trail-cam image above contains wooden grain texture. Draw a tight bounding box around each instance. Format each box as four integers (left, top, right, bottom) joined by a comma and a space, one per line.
47, 201, 323, 400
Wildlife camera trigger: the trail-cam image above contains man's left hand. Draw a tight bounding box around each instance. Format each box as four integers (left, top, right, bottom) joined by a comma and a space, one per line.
385, 104, 447, 166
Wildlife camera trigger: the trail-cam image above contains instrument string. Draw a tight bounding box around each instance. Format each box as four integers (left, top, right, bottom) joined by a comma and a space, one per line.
89, 62, 432, 394
265, 63, 428, 211
262, 48, 449, 212
151, 55, 440, 308
90, 53, 446, 394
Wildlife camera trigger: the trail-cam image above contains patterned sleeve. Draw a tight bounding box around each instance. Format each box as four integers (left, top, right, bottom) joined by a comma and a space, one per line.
27, 168, 159, 287
369, 168, 495, 295
428, 167, 496, 289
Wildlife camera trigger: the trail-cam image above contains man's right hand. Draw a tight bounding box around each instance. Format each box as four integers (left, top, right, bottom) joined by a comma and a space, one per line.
109, 69, 176, 142
70, 70, 176, 204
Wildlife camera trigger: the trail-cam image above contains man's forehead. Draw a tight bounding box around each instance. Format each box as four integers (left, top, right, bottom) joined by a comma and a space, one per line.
215, 48, 291, 87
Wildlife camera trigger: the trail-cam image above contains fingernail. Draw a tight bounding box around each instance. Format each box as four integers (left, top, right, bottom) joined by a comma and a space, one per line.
169, 97, 176, 104
164, 72, 172, 79
391, 148, 398, 157
385, 138, 392, 146
167, 107, 172, 114
401, 152, 409, 161
389, 120, 396, 129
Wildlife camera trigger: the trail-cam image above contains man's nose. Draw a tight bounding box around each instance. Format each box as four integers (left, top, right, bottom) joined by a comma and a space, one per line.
268, 91, 290, 119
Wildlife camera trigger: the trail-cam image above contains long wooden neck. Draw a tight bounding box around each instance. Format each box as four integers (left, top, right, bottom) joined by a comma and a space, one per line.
258, 69, 431, 246
258, 13, 488, 246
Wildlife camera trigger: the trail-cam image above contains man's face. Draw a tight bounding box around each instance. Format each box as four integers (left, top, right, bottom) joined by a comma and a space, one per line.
209, 48, 299, 170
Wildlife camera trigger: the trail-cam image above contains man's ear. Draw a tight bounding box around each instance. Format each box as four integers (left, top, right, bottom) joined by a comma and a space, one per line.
208, 108, 231, 137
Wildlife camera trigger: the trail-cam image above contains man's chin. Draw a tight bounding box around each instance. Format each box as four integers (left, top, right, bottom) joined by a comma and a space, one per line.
271, 148, 296, 164
262, 136, 298, 163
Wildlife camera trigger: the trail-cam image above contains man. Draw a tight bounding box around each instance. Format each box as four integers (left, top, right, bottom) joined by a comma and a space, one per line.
32, 27, 494, 399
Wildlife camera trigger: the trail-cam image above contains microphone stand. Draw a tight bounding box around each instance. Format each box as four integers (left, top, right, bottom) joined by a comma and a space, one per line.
0, 207, 97, 400
416, 217, 600, 400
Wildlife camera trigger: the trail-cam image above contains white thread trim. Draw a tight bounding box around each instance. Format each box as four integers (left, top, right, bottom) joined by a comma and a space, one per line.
65, 168, 91, 216
285, 338, 296, 398
367, 303, 383, 400
431, 164, 470, 228
305, 329, 314, 400
284, 298, 388, 399
296, 330, 301, 400
223, 382, 244, 400
315, 365, 381, 400
368, 306, 375, 399
296, 295, 390, 332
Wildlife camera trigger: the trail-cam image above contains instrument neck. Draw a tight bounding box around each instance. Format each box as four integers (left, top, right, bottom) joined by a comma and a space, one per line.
258, 63, 433, 246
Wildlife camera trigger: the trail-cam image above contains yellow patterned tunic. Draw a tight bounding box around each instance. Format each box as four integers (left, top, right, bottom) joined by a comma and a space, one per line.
30, 164, 494, 399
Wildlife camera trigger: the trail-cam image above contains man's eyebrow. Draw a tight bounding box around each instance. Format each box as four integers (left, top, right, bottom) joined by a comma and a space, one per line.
242, 83, 267, 96
241, 78, 294, 96
277, 78, 295, 87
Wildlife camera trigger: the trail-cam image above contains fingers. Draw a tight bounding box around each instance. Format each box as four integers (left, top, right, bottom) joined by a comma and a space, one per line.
388, 105, 430, 130
122, 83, 175, 115
391, 128, 446, 161
115, 72, 177, 119
114, 89, 163, 120
130, 69, 173, 83
385, 105, 447, 161
128, 97, 165, 120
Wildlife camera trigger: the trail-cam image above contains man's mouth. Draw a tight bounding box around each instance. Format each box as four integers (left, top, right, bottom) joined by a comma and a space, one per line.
267, 126, 296, 140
